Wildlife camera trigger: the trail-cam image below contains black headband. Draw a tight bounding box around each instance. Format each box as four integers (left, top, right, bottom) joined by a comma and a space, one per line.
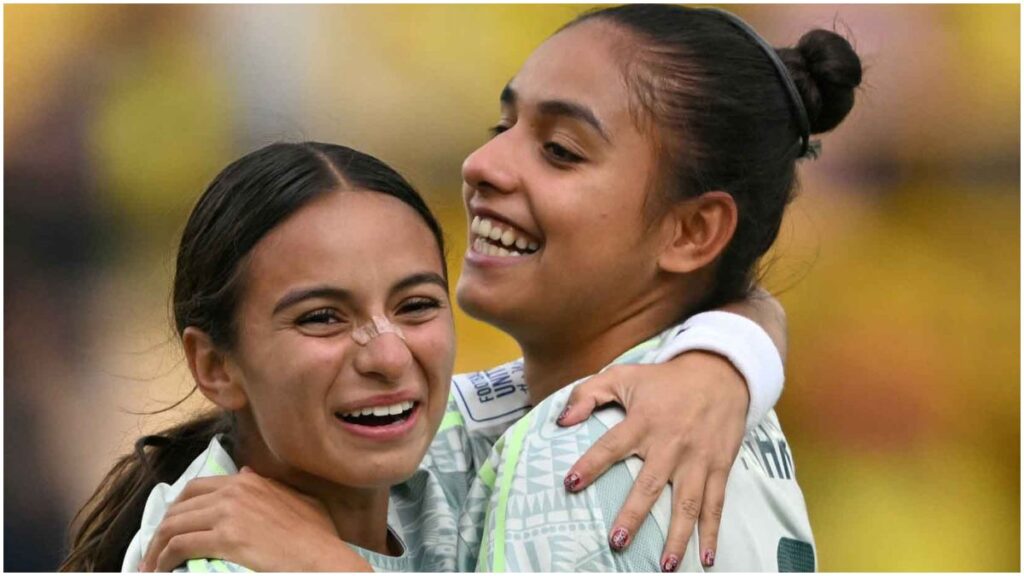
703, 8, 817, 159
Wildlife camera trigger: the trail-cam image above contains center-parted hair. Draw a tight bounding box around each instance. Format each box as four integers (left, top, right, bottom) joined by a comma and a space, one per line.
60, 142, 447, 572
568, 5, 863, 310
175, 142, 447, 349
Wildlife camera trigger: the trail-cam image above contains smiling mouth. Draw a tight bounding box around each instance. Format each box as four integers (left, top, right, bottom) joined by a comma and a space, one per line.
336, 400, 416, 427
470, 216, 540, 257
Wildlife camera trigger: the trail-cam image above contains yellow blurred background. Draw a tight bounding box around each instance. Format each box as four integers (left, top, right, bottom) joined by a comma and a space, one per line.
4, 4, 1019, 571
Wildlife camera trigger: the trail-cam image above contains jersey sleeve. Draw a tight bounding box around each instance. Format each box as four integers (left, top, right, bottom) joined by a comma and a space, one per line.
449, 358, 531, 472
420, 359, 531, 509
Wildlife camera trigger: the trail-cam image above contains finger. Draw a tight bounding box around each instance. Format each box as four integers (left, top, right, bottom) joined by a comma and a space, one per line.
163, 491, 228, 521
176, 475, 239, 503
564, 420, 640, 492
606, 459, 672, 553
557, 365, 634, 426
154, 531, 219, 572
659, 468, 707, 572
696, 468, 729, 569
143, 507, 221, 571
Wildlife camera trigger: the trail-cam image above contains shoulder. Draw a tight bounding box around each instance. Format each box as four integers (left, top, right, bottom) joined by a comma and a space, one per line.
474, 385, 633, 571
121, 436, 239, 571
450, 358, 530, 435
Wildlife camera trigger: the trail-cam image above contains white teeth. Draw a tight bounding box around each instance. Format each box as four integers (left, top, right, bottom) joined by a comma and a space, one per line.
471, 217, 541, 257
341, 400, 414, 419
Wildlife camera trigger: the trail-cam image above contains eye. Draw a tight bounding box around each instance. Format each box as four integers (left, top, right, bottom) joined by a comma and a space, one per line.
397, 297, 443, 318
488, 123, 511, 138
294, 308, 348, 337
297, 308, 344, 326
543, 142, 584, 164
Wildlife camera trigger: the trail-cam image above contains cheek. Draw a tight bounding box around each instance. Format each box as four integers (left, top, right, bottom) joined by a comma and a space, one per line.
244, 338, 348, 435
462, 182, 474, 212
408, 321, 455, 393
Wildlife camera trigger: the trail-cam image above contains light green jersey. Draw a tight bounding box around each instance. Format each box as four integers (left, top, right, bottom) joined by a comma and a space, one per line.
457, 323, 816, 572
119, 434, 458, 572
120, 364, 530, 573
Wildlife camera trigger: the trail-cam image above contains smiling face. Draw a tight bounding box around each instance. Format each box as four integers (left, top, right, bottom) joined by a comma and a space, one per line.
223, 190, 454, 489
456, 21, 672, 346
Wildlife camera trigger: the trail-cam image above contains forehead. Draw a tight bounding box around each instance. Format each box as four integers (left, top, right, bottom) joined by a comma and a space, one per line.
510, 21, 636, 122
245, 191, 443, 300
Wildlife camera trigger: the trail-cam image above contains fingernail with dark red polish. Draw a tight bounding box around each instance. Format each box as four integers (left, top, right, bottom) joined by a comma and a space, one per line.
702, 548, 716, 567
610, 527, 630, 551
564, 471, 581, 492
661, 554, 680, 572
557, 404, 571, 424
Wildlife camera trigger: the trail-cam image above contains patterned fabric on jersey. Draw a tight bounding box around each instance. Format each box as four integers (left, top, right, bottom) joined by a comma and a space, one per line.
457, 323, 816, 572
120, 364, 532, 573
119, 435, 440, 572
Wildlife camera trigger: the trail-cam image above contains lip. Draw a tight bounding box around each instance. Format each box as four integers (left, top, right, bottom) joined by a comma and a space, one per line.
464, 243, 538, 268
334, 401, 422, 442
336, 392, 419, 414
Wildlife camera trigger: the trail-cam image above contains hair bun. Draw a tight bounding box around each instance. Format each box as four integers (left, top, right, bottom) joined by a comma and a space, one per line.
778, 29, 862, 135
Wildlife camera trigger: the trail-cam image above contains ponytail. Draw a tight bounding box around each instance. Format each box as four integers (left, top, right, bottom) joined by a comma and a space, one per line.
59, 412, 233, 572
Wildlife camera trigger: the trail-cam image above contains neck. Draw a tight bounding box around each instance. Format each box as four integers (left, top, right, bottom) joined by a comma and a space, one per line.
317, 485, 394, 555
232, 433, 396, 556
517, 283, 691, 405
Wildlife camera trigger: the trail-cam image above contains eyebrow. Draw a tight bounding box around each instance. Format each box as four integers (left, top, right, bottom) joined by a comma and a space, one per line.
501, 84, 611, 144
272, 272, 449, 315
392, 272, 449, 294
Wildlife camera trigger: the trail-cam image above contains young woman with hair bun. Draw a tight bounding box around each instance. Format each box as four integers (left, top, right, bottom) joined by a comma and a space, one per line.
455, 5, 863, 571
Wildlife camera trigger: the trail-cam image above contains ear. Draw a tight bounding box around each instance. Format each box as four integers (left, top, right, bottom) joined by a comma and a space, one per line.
657, 191, 738, 274
182, 327, 248, 411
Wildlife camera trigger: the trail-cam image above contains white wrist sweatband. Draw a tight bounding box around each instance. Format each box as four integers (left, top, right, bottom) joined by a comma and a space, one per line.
653, 311, 784, 432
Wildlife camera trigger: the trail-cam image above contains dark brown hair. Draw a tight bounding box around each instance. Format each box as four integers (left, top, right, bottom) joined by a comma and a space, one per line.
568, 5, 863, 310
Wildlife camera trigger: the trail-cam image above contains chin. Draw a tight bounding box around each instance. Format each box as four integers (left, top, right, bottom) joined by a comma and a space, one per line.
337, 452, 422, 488
456, 279, 518, 327
456, 278, 490, 317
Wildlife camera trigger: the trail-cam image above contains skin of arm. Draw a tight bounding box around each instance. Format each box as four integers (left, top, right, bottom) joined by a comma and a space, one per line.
719, 286, 787, 360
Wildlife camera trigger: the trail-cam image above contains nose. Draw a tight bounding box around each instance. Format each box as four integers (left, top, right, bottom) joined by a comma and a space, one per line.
353, 332, 413, 383
462, 131, 520, 195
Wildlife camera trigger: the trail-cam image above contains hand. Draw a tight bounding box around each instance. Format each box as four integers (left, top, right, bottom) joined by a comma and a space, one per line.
140, 467, 373, 572
556, 351, 749, 571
